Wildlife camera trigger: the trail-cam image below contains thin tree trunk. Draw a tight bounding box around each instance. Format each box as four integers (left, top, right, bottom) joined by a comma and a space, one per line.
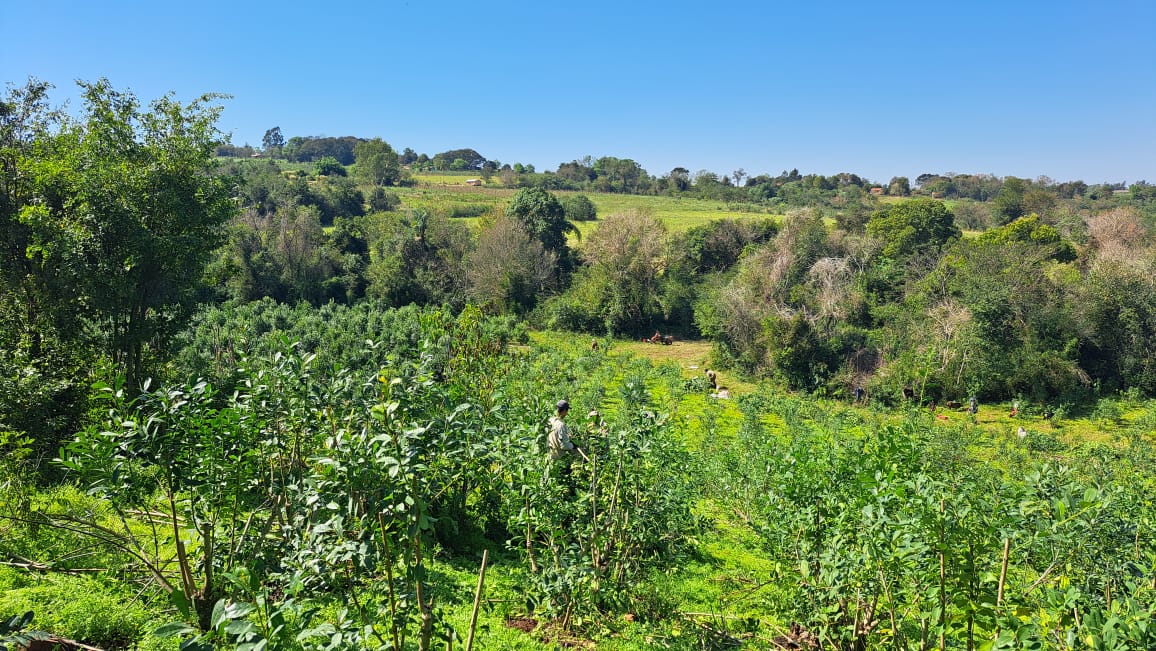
465, 549, 488, 651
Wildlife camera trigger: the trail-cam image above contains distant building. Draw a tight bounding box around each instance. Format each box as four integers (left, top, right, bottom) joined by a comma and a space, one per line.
465, 178, 482, 186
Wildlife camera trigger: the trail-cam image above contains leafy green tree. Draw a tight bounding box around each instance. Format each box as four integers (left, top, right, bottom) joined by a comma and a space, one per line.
572, 209, 667, 334
432, 148, 486, 170
0, 81, 95, 466
1076, 259, 1156, 393
505, 187, 577, 263
316, 175, 365, 221
668, 167, 691, 192
910, 227, 1083, 400
887, 176, 910, 196
556, 158, 596, 185
992, 176, 1027, 224
366, 210, 470, 308
764, 312, 846, 391
866, 198, 961, 259
677, 218, 778, 274
313, 155, 345, 176
46, 80, 233, 386
974, 214, 1076, 262
0, 78, 233, 465
261, 126, 283, 155
1, 80, 75, 358
592, 157, 647, 193
210, 205, 358, 304
282, 135, 359, 164
353, 137, 401, 187
696, 209, 832, 372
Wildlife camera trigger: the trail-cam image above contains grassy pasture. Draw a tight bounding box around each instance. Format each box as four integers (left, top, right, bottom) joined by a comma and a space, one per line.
407, 170, 490, 186
591, 330, 1148, 454
382, 184, 786, 244
567, 192, 782, 233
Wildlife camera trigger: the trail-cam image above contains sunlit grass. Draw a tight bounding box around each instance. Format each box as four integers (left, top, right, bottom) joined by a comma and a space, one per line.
387, 184, 783, 237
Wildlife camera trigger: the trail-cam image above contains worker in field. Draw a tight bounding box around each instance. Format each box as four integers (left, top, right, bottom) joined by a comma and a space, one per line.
705, 368, 718, 390
547, 400, 586, 493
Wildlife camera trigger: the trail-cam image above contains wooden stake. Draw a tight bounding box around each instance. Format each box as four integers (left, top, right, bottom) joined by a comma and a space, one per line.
939, 499, 946, 651
997, 538, 1010, 606
465, 549, 489, 651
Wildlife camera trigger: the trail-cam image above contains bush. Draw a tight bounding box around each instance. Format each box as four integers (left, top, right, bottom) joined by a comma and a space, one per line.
314, 156, 346, 176
561, 194, 597, 221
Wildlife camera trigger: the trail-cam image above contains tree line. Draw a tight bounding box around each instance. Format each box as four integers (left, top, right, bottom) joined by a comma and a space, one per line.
226, 128, 1153, 220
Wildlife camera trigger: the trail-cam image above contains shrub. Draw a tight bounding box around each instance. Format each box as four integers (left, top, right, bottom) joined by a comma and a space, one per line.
313, 156, 346, 176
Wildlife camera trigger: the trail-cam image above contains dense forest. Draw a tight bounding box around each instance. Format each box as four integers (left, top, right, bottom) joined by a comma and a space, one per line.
3, 80, 1156, 650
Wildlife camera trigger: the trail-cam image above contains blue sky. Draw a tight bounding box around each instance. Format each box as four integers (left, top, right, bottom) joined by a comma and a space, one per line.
4, 0, 1154, 185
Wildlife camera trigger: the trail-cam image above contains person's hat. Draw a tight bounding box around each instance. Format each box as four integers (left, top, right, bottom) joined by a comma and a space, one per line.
556, 399, 570, 411
587, 409, 600, 418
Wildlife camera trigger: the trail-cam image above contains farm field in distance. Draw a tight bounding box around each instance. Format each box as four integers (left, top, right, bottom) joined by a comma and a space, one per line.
400, 171, 784, 236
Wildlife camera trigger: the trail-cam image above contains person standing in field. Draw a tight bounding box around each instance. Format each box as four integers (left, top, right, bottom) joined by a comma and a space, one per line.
548, 400, 577, 461
705, 369, 718, 390
548, 399, 585, 493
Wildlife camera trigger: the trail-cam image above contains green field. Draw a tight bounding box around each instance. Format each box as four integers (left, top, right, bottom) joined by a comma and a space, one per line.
4, 317, 1155, 650
387, 183, 783, 240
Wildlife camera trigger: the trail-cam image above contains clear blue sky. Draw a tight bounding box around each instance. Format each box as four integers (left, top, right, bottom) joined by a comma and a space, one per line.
4, 0, 1154, 185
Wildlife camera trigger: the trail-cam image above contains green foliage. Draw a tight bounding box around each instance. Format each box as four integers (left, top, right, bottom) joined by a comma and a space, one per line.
0, 576, 153, 650
541, 269, 612, 334
561, 209, 667, 335
764, 313, 854, 392
1076, 261, 1156, 394
353, 137, 401, 187
505, 187, 576, 259
365, 209, 471, 309
430, 148, 487, 171
68, 80, 235, 385
866, 197, 961, 259
210, 203, 363, 304
709, 395, 1156, 650
560, 194, 597, 222
261, 126, 284, 153
282, 135, 359, 165
313, 156, 346, 177
0, 347, 92, 474
497, 367, 699, 622
992, 176, 1027, 224
976, 213, 1077, 262
675, 218, 778, 274
1, 79, 233, 459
